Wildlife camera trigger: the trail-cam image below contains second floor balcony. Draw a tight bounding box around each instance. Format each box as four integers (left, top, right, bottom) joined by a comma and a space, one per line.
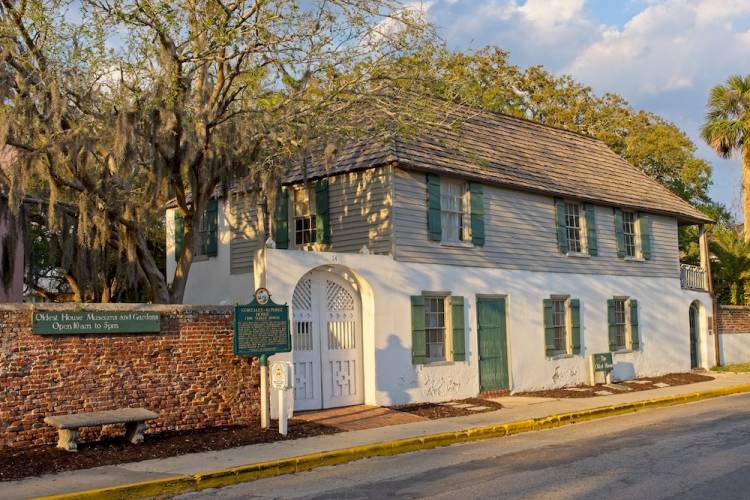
681, 264, 708, 291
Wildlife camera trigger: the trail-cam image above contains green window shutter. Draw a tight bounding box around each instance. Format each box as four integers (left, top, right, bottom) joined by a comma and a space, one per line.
570, 299, 581, 355
205, 199, 219, 257
630, 299, 640, 350
315, 179, 330, 244
543, 299, 556, 356
411, 296, 427, 364
554, 199, 568, 254
173, 210, 184, 261
638, 214, 652, 260
469, 183, 485, 246
427, 174, 442, 241
451, 296, 466, 361
583, 203, 598, 256
273, 187, 289, 249
607, 299, 617, 351
614, 209, 625, 258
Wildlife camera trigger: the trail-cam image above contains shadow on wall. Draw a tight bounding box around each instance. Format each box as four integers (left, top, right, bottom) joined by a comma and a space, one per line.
376, 335, 417, 406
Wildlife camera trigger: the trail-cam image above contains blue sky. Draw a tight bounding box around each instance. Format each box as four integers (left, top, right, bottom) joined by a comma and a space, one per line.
419, 0, 750, 219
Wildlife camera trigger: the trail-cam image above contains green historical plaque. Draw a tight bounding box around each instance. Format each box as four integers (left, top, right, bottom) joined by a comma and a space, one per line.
593, 352, 614, 372
233, 288, 291, 358
33, 310, 161, 335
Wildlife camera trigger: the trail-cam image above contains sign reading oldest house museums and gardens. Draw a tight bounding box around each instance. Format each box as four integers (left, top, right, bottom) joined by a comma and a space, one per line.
33, 310, 161, 334
233, 288, 291, 358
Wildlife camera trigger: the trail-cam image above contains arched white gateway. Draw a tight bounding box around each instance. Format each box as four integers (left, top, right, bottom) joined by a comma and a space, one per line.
291, 269, 364, 410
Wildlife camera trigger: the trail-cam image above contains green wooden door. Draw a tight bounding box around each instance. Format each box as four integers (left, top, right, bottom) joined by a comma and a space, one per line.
689, 304, 699, 369
477, 297, 509, 391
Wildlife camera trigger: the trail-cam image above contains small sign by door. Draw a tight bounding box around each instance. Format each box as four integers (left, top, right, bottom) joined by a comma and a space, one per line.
592, 352, 614, 372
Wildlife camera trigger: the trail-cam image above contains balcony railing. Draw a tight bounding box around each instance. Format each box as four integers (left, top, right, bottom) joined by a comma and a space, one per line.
680, 264, 707, 291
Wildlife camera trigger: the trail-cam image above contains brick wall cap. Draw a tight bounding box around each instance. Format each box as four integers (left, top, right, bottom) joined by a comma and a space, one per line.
0, 303, 234, 313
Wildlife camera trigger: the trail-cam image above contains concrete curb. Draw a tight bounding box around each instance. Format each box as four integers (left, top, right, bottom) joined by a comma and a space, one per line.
34, 383, 750, 500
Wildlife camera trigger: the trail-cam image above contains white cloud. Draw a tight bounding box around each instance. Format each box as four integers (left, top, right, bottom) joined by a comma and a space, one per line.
365, 1, 434, 47
518, 0, 585, 30
566, 0, 750, 97
427, 0, 601, 68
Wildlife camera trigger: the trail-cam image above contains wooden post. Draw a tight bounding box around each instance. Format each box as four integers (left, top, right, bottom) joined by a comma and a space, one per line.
278, 388, 288, 436
699, 225, 713, 294
260, 354, 270, 429
699, 224, 721, 366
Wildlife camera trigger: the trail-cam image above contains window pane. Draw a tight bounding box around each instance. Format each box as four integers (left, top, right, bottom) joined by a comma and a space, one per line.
551, 299, 567, 352
440, 179, 469, 243
622, 212, 637, 257
195, 208, 210, 256
613, 299, 627, 349
294, 214, 316, 246
565, 203, 583, 253
424, 296, 446, 361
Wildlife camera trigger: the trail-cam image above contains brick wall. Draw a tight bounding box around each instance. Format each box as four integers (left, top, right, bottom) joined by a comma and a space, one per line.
717, 306, 750, 334
0, 304, 259, 449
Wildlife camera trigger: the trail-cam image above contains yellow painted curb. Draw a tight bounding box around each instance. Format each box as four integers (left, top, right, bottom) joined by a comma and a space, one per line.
33, 382, 750, 500
33, 475, 195, 500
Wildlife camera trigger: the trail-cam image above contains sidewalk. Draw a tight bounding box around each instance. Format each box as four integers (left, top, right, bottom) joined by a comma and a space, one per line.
7, 373, 750, 500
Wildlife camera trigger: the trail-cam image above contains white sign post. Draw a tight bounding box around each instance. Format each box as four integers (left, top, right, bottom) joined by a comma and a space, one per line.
271, 362, 294, 435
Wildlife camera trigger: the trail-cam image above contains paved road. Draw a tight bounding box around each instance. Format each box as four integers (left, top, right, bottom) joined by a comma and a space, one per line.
178, 393, 750, 499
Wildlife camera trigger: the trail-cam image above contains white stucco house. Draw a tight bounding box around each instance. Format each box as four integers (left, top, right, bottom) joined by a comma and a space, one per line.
167, 105, 715, 410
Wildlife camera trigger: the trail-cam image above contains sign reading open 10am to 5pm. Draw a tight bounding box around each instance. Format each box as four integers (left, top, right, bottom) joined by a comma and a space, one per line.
32, 310, 161, 335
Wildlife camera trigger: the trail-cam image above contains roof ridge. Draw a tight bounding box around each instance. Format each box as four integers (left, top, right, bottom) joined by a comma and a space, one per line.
432, 96, 610, 146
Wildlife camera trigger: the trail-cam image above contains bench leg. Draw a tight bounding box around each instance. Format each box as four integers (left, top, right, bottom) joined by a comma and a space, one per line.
125, 421, 147, 444
57, 429, 79, 452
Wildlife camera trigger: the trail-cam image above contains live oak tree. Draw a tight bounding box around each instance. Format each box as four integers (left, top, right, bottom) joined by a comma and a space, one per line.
0, 0, 436, 303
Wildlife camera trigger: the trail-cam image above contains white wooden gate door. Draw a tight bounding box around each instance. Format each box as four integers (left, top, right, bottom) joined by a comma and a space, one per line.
292, 270, 363, 410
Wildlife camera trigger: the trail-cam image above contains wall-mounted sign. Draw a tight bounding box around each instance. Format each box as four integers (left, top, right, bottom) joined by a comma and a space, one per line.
592, 352, 614, 373
233, 289, 291, 357
32, 310, 161, 335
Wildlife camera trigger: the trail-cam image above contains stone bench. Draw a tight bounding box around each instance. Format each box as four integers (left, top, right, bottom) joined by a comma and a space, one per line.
44, 408, 158, 452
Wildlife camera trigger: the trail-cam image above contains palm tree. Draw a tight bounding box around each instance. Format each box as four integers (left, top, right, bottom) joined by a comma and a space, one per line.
701, 75, 750, 240
710, 226, 750, 305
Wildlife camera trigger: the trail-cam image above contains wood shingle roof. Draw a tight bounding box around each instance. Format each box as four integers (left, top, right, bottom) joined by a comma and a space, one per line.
284, 104, 712, 225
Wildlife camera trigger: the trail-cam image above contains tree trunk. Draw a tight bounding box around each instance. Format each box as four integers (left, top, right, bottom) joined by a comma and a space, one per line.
744, 146, 750, 241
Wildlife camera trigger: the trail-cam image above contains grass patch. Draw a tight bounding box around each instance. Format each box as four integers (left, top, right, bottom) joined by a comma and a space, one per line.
712, 363, 750, 373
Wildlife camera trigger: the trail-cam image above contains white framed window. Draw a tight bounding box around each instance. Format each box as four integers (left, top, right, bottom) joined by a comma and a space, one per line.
440, 179, 470, 243
612, 298, 628, 350
293, 187, 316, 247
551, 297, 569, 353
424, 295, 447, 362
622, 211, 639, 258
564, 202, 586, 254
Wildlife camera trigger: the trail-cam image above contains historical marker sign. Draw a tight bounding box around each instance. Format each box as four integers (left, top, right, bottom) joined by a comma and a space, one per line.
33, 310, 161, 335
233, 288, 291, 357
592, 352, 614, 372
